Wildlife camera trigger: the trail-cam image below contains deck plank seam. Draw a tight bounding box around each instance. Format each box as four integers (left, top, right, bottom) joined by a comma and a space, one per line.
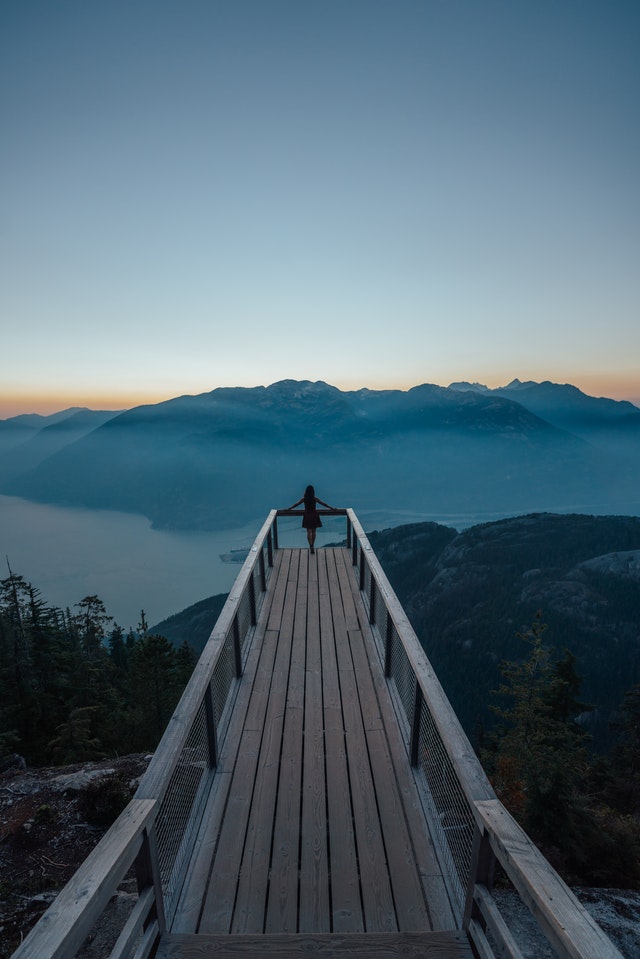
343, 550, 459, 930
201, 551, 298, 934
328, 550, 401, 933
336, 548, 442, 931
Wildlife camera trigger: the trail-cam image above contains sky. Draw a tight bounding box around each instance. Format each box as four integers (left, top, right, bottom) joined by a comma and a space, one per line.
1, 0, 639, 419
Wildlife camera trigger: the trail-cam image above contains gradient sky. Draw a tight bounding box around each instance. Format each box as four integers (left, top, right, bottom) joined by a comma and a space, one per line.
2, 0, 639, 418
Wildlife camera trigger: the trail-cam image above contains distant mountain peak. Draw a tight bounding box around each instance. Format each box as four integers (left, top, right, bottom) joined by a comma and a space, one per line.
268, 378, 337, 395
503, 378, 533, 390
448, 381, 490, 393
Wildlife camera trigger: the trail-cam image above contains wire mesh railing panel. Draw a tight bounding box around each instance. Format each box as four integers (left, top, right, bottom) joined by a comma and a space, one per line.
262, 538, 272, 586
237, 588, 253, 646
354, 536, 476, 919
362, 559, 372, 604
415, 698, 475, 912
251, 562, 261, 606
373, 589, 387, 645
211, 627, 236, 727
389, 624, 417, 729
154, 698, 212, 922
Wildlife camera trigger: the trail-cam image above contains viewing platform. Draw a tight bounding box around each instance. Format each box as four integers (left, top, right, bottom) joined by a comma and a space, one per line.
12, 510, 624, 959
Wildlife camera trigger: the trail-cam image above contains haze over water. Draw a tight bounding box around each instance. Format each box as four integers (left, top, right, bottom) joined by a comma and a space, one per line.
1, 497, 441, 627
4, 493, 639, 631
0, 496, 255, 629
1, 497, 375, 627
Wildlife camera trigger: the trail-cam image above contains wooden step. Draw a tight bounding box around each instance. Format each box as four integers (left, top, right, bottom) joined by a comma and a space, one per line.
156, 930, 473, 958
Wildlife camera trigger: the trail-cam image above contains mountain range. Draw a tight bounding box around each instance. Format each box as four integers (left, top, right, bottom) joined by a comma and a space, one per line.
1, 379, 639, 530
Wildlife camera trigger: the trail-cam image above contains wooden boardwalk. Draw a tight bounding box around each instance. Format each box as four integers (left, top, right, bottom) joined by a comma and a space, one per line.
12, 511, 624, 959
157, 547, 471, 957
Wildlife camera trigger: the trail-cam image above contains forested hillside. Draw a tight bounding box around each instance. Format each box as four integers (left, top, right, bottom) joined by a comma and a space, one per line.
368, 512, 640, 751
0, 576, 196, 766
367, 512, 640, 883
150, 593, 228, 654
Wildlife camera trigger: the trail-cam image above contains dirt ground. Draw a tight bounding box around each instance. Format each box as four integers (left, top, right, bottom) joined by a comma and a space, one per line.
0, 754, 150, 958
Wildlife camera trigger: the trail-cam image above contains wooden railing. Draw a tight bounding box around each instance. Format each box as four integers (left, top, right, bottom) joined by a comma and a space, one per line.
11, 508, 623, 959
11, 511, 282, 959
346, 509, 623, 959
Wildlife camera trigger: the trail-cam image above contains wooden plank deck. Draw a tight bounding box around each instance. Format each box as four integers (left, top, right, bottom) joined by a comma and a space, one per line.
160, 547, 468, 957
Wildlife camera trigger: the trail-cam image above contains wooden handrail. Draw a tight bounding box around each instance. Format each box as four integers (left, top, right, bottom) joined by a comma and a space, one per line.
275, 508, 348, 516
474, 800, 624, 959
346, 509, 624, 959
11, 511, 280, 959
346, 508, 495, 809
11, 799, 157, 959
136, 509, 278, 802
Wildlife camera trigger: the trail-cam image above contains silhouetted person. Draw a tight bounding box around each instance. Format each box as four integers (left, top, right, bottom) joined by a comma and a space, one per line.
288, 485, 333, 553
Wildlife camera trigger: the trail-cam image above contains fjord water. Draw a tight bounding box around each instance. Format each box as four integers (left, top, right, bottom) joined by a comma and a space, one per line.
0, 495, 259, 629
3, 494, 639, 632
0, 495, 483, 629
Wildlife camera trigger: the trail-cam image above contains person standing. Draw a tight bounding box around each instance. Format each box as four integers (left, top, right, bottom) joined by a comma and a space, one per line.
288, 485, 333, 553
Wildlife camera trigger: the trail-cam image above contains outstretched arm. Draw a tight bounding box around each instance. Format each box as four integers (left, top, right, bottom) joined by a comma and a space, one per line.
288, 497, 304, 509
315, 498, 334, 509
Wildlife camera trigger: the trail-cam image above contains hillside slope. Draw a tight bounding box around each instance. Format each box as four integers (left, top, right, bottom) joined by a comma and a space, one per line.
368, 512, 640, 750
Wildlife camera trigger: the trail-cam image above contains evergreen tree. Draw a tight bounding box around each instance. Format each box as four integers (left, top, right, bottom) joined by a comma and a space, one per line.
108, 624, 129, 679
126, 634, 181, 749
175, 640, 197, 689
608, 684, 640, 815
0, 571, 34, 745
137, 609, 149, 637
487, 616, 596, 873
0, 570, 196, 765
73, 595, 113, 657
49, 706, 104, 763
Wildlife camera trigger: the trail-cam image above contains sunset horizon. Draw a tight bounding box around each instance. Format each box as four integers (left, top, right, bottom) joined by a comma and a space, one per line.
1, 370, 639, 421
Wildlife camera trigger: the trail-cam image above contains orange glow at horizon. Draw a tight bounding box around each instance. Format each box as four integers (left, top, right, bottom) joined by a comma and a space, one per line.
1, 372, 639, 420
0, 390, 174, 419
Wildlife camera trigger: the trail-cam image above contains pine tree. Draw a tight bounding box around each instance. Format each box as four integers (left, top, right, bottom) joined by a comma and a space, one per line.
609, 684, 640, 815
48, 706, 104, 763
126, 634, 181, 749
487, 616, 596, 873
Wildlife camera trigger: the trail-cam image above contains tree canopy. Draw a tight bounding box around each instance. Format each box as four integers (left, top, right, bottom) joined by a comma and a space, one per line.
0, 571, 196, 765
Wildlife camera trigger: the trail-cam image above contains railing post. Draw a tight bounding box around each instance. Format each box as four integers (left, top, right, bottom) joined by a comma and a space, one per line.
410, 683, 423, 767
384, 611, 393, 678
369, 576, 376, 625
259, 547, 266, 592
267, 529, 274, 567
232, 615, 242, 678
249, 573, 257, 626
352, 532, 358, 567
346, 515, 352, 549
359, 545, 365, 591
134, 827, 166, 936
273, 515, 279, 550
204, 681, 218, 768
463, 825, 496, 940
